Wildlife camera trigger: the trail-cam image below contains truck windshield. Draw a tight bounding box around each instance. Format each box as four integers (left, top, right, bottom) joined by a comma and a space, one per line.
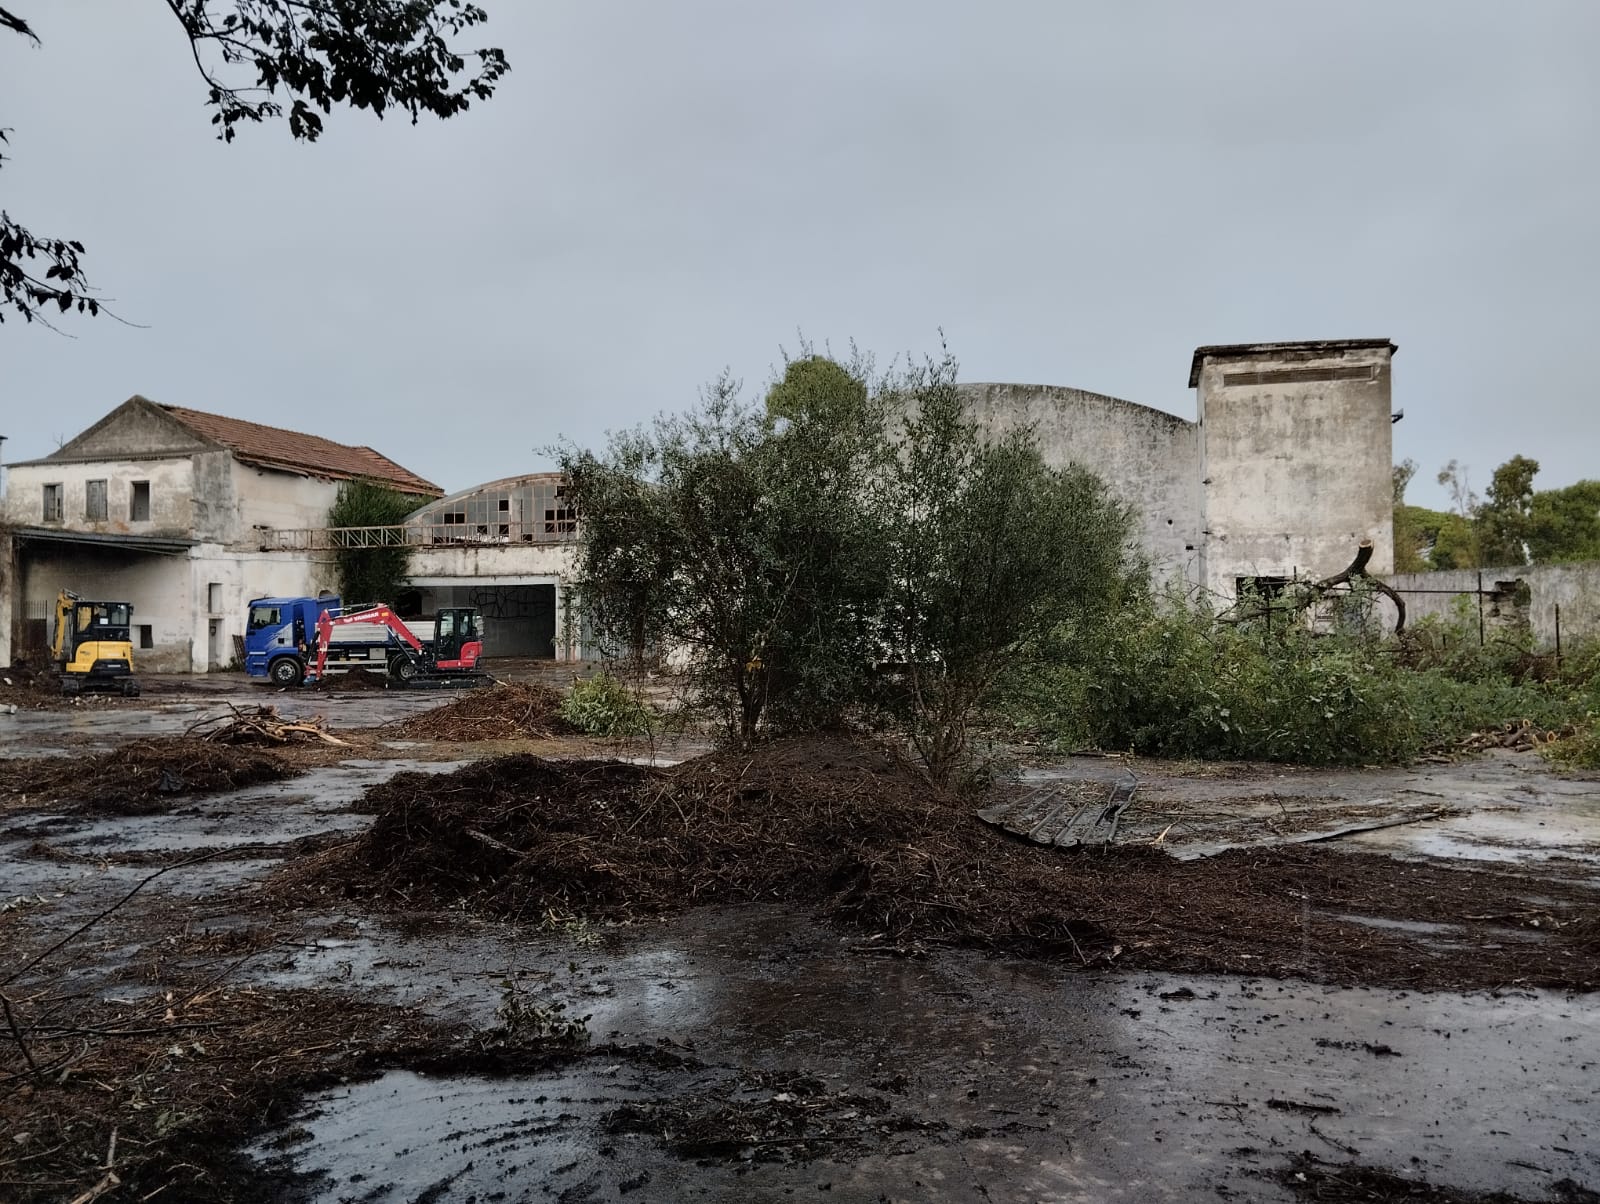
249, 605, 282, 630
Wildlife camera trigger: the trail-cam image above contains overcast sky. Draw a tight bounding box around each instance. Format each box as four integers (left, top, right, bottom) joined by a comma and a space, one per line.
3, 1, 1596, 507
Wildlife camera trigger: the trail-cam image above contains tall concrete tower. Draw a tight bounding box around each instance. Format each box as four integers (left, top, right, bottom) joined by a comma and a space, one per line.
1191, 339, 1397, 601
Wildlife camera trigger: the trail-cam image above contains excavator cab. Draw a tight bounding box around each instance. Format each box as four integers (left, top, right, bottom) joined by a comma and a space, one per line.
53, 590, 140, 697
432, 607, 481, 664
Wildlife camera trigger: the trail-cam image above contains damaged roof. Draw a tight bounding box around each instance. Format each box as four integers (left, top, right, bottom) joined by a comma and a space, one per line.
160, 404, 441, 496
1188, 339, 1397, 388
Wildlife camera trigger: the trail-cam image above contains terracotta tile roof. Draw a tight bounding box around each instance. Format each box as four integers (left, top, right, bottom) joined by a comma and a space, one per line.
160, 405, 441, 496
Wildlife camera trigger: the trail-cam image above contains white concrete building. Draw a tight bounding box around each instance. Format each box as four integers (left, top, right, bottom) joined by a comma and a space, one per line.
400, 474, 583, 660
962, 338, 1398, 600
0, 396, 439, 671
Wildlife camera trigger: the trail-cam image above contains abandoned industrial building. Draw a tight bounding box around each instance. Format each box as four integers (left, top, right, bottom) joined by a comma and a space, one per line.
0, 396, 440, 671
1, 339, 1407, 669
962, 337, 1397, 599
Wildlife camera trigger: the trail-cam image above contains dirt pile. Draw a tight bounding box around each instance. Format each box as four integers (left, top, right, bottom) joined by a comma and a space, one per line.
389, 681, 576, 742
0, 661, 114, 711
0, 736, 296, 813
297, 735, 1600, 991
303, 666, 390, 691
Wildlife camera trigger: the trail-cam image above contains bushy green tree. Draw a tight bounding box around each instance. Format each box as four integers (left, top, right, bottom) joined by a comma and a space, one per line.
1477, 454, 1539, 566
879, 353, 1138, 782
1528, 480, 1600, 563
560, 345, 1138, 775
327, 478, 418, 606
560, 367, 891, 746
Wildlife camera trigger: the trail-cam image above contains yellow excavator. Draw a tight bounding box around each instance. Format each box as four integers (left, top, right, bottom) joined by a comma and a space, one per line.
52, 590, 141, 697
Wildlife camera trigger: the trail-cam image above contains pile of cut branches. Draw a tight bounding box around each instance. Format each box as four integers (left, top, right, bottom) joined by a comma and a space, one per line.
1457, 718, 1579, 753
186, 703, 350, 747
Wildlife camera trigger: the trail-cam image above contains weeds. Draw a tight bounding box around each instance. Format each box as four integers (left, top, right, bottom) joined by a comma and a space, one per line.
486, 980, 590, 1048
1001, 592, 1600, 765
559, 673, 656, 737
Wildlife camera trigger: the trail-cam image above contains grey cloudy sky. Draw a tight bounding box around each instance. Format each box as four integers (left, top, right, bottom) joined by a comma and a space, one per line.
3, 1, 1596, 508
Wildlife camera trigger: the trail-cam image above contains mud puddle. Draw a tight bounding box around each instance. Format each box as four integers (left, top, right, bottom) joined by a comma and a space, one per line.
0, 687, 453, 755
0, 757, 470, 938
239, 906, 1598, 1203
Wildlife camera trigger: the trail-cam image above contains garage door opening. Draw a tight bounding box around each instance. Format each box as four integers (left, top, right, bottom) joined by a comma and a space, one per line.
414, 584, 557, 658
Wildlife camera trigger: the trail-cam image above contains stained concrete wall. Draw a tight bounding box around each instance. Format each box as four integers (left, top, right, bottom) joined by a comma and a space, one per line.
1383, 561, 1600, 650
958, 383, 1202, 584
1195, 345, 1395, 600
233, 465, 342, 540
1, 457, 197, 537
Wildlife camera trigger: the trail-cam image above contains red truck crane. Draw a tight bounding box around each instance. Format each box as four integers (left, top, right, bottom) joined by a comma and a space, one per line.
309, 604, 485, 686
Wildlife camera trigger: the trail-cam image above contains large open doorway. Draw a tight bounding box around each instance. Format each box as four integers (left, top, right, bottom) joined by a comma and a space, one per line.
413, 583, 557, 658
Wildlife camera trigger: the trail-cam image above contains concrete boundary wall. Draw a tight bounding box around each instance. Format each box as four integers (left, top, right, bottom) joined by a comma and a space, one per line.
1383, 561, 1600, 650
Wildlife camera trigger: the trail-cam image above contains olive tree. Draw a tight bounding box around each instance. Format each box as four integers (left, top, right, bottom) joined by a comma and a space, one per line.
879, 354, 1138, 783
559, 366, 890, 747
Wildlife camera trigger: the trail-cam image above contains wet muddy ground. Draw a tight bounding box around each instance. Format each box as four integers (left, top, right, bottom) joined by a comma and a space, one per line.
2, 683, 1597, 1202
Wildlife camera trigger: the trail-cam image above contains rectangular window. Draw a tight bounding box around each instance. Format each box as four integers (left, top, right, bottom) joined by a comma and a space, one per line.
208, 583, 222, 614
248, 605, 282, 630
545, 507, 577, 534
137, 624, 154, 650
42, 483, 63, 522
130, 481, 151, 522
85, 479, 108, 521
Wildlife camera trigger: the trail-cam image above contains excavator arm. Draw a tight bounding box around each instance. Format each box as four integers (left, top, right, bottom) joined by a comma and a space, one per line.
311, 605, 423, 683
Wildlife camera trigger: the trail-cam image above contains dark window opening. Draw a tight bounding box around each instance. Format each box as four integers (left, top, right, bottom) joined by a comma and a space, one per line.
443, 511, 466, 525
130, 481, 151, 522
1237, 575, 1291, 600
85, 479, 108, 521
497, 524, 510, 536
498, 499, 510, 511
137, 624, 154, 649
545, 507, 577, 534
42, 483, 63, 522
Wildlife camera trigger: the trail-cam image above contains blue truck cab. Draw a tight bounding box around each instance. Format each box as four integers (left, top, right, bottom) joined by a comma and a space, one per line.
245, 595, 343, 686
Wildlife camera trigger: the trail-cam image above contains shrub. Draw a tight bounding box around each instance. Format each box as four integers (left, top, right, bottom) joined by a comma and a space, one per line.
1001, 593, 1600, 766
560, 673, 655, 737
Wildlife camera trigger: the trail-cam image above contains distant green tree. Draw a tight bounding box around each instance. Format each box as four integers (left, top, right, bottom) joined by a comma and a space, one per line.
764, 352, 870, 429
1427, 512, 1478, 570
1528, 480, 1600, 563
1392, 460, 1429, 573
1477, 454, 1539, 566
327, 478, 418, 606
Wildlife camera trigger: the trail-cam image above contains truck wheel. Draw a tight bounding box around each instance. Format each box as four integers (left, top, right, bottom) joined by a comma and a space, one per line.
269, 656, 305, 686
60, 676, 82, 697
388, 655, 419, 685
122, 679, 141, 699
